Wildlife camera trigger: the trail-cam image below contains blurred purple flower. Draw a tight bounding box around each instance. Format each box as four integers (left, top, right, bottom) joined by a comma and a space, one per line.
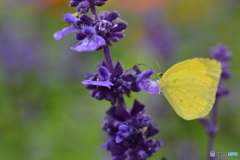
0, 22, 42, 84
102, 99, 163, 160
210, 43, 232, 96
143, 12, 179, 59
200, 43, 232, 160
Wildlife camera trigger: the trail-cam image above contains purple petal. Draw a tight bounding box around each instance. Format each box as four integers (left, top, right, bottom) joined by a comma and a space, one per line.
98, 66, 110, 81
105, 92, 115, 102
147, 125, 159, 137
115, 136, 123, 143
106, 106, 130, 122
101, 141, 110, 148
113, 155, 127, 160
136, 69, 154, 83
104, 11, 120, 21
113, 61, 123, 76
69, 0, 80, 7
110, 142, 127, 156
80, 15, 94, 25
90, 90, 108, 100
119, 124, 130, 132
141, 117, 151, 126
210, 44, 232, 61
82, 80, 113, 88
53, 26, 78, 40
130, 100, 145, 116
71, 35, 106, 52
113, 32, 125, 38
139, 79, 160, 94
99, 10, 109, 19
199, 118, 209, 126
144, 139, 163, 153
81, 26, 96, 36
63, 13, 77, 24
110, 22, 128, 32
76, 0, 89, 14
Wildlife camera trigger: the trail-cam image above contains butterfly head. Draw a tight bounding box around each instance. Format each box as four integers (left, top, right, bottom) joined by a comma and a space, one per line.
157, 72, 164, 78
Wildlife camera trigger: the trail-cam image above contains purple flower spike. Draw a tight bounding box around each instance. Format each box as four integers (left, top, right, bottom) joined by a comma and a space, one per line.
103, 100, 162, 160
71, 27, 106, 52
201, 43, 232, 160
210, 44, 232, 96
54, 1, 162, 160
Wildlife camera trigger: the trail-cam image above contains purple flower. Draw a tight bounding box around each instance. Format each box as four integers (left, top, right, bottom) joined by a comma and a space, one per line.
143, 11, 179, 59
69, 0, 108, 14
76, 0, 90, 14
0, 21, 42, 84
54, 15, 106, 52
53, 13, 79, 40
71, 26, 106, 52
82, 61, 142, 102
75, 10, 127, 45
210, 44, 232, 79
200, 44, 232, 159
97, 10, 127, 45
82, 66, 113, 88
136, 69, 160, 94
115, 124, 131, 143
210, 44, 232, 96
54, 11, 127, 52
102, 100, 163, 160
54, 1, 163, 160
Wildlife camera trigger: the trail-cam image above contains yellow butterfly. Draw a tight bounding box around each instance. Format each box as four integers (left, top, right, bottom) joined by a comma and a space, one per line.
158, 58, 221, 120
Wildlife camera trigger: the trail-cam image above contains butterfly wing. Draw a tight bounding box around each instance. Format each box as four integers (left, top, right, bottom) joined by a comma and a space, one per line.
159, 58, 221, 120
161, 58, 221, 87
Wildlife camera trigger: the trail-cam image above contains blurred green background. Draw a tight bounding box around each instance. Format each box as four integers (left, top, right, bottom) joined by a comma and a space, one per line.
0, 0, 239, 160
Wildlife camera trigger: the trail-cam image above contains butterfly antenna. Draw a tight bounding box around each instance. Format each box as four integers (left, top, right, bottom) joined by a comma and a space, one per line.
138, 63, 156, 70
155, 60, 161, 72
